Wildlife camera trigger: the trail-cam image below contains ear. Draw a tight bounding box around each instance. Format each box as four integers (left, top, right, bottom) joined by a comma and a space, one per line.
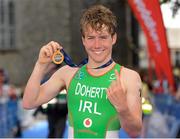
82, 36, 85, 46
112, 33, 117, 45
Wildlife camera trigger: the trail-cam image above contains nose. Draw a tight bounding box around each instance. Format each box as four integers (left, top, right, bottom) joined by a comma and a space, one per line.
94, 38, 100, 49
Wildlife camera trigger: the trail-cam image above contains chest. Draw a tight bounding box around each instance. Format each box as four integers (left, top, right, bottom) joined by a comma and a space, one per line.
67, 66, 121, 137
67, 67, 119, 115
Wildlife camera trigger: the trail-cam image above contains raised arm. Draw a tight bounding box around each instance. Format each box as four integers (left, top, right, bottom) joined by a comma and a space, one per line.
107, 68, 142, 137
22, 41, 65, 109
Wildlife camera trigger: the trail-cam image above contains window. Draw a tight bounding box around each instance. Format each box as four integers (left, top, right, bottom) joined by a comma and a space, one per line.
9, 29, 15, 48
0, 28, 5, 47
0, 0, 15, 50
9, 1, 15, 25
0, 0, 4, 24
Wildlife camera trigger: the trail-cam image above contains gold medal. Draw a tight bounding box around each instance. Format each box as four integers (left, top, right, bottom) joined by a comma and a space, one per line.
52, 50, 64, 64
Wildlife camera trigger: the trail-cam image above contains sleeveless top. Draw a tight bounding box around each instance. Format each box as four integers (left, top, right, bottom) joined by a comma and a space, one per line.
67, 63, 122, 138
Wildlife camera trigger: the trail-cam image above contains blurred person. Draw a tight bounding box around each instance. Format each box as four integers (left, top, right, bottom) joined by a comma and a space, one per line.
0, 68, 22, 137
140, 70, 152, 101
175, 85, 180, 138
153, 79, 164, 94
172, 67, 180, 138
0, 68, 10, 103
0, 68, 18, 102
139, 70, 153, 138
23, 4, 142, 138
0, 68, 17, 99
175, 86, 180, 101
174, 67, 180, 100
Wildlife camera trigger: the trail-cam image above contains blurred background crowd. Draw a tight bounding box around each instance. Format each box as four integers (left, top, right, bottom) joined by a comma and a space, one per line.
0, 0, 180, 138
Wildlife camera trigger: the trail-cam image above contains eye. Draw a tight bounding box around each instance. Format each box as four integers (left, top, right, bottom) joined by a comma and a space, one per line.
87, 36, 94, 40
99, 35, 109, 39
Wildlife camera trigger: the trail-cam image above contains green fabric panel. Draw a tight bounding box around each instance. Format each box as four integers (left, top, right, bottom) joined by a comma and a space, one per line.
67, 64, 121, 138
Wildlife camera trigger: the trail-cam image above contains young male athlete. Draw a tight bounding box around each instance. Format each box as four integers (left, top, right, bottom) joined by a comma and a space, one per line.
23, 4, 142, 138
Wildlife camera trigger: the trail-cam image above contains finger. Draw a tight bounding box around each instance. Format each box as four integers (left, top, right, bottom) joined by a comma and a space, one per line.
110, 81, 120, 99
108, 83, 116, 98
106, 88, 110, 95
50, 41, 58, 54
54, 42, 62, 50
48, 46, 55, 57
51, 41, 61, 52
106, 88, 112, 99
44, 47, 51, 57
44, 42, 53, 56
50, 41, 57, 53
115, 69, 126, 93
110, 80, 116, 90
115, 70, 125, 92
107, 87, 118, 106
107, 85, 112, 95
115, 69, 121, 84
46, 41, 57, 54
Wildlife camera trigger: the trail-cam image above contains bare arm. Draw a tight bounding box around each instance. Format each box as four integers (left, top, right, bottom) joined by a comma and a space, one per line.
107, 68, 142, 137
119, 68, 142, 137
23, 41, 65, 109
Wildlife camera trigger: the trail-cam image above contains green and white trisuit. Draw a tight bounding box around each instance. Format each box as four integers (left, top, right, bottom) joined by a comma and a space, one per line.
67, 63, 122, 138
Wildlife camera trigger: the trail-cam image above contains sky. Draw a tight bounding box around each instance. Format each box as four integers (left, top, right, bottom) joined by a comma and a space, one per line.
161, 2, 180, 28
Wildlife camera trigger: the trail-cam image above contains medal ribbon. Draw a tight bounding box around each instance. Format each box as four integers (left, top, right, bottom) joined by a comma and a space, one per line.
56, 49, 113, 69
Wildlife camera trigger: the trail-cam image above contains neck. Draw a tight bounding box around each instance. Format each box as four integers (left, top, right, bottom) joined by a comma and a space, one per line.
87, 58, 113, 69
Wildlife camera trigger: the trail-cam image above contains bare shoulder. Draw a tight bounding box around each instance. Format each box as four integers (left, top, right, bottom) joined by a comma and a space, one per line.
121, 66, 142, 93
121, 67, 141, 79
58, 65, 78, 73
55, 65, 79, 78
53, 65, 79, 88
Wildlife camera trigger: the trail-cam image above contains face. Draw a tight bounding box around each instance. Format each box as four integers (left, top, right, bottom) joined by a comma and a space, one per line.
82, 25, 117, 64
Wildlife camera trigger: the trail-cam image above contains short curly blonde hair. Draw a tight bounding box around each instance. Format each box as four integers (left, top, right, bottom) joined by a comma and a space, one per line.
80, 5, 117, 37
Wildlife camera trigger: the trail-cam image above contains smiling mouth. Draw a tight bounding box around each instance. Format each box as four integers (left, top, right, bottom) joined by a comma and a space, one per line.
94, 51, 102, 54
93, 50, 104, 54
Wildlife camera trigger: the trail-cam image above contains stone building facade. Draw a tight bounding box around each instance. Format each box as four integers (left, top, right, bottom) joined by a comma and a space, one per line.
0, 0, 134, 86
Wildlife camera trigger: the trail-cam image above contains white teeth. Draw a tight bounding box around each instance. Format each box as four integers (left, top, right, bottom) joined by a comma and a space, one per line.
94, 50, 104, 54
95, 51, 102, 54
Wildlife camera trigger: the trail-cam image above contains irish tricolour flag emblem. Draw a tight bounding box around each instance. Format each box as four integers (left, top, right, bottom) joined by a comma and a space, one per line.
83, 118, 92, 128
